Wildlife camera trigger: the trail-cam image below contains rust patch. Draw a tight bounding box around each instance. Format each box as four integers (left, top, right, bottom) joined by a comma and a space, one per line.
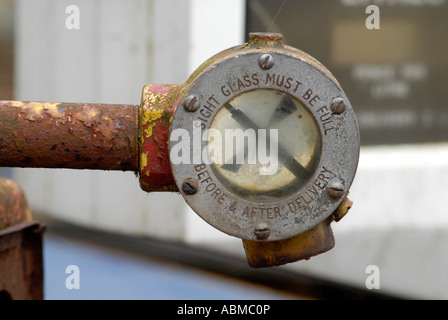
0, 100, 139, 171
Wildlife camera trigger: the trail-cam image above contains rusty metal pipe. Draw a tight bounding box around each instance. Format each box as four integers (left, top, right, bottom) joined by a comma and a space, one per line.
0, 100, 139, 171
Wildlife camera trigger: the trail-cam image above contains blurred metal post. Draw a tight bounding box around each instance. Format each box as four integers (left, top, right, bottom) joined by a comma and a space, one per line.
0, 178, 44, 300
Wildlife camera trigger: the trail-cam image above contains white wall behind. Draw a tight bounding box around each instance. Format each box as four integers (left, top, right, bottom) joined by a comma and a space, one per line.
13, 0, 244, 240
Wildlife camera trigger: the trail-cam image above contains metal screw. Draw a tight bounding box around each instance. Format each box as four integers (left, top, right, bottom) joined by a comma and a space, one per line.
327, 179, 345, 199
254, 222, 270, 239
182, 179, 198, 195
258, 54, 274, 70
183, 95, 200, 112
330, 97, 346, 114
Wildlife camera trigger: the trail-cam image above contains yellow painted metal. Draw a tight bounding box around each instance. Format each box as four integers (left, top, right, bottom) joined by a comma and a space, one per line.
243, 217, 335, 268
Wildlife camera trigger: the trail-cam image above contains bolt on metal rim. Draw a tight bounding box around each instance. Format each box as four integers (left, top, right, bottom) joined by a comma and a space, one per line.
183, 95, 200, 112
258, 54, 274, 70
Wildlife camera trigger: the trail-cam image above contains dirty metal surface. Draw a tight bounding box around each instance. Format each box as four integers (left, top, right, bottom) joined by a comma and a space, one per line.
0, 101, 139, 171
0, 221, 45, 300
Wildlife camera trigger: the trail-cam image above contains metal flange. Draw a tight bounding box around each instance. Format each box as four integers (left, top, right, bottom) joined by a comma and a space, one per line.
169, 33, 360, 241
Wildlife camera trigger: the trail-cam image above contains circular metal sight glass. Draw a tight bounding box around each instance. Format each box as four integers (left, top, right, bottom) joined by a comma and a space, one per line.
207, 89, 321, 202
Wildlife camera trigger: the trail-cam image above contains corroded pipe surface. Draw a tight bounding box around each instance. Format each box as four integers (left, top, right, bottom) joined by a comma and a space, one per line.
0, 101, 138, 171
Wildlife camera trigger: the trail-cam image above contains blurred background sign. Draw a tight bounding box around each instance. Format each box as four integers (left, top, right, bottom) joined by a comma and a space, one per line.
0, 0, 13, 100
246, 0, 448, 145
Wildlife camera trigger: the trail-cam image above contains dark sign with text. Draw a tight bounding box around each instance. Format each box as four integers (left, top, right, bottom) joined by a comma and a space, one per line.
246, 0, 448, 145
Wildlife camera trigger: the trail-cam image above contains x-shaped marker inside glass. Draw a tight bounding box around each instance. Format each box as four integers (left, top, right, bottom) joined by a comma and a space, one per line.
221, 95, 309, 179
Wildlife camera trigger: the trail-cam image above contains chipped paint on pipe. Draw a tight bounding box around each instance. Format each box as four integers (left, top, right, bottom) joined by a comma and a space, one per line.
0, 101, 139, 171
138, 84, 186, 192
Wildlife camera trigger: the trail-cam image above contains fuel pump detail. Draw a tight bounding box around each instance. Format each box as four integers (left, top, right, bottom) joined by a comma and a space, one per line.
0, 33, 360, 268
169, 33, 359, 266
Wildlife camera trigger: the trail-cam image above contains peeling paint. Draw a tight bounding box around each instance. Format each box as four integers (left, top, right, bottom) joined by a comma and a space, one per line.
140, 152, 148, 169
10, 101, 64, 122
74, 105, 100, 128
144, 122, 156, 138
138, 84, 186, 192
0, 101, 139, 171
142, 109, 164, 124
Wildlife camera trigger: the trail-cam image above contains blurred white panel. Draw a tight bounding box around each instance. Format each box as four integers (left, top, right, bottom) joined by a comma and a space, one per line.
335, 143, 448, 231
13, 0, 188, 239
152, 0, 190, 84
96, 0, 154, 104
144, 192, 189, 240
14, 168, 94, 225
184, 206, 239, 245
189, 0, 246, 74
15, 0, 97, 102
13, 0, 245, 240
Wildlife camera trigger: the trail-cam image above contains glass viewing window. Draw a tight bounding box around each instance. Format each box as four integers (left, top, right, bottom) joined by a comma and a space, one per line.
208, 89, 321, 202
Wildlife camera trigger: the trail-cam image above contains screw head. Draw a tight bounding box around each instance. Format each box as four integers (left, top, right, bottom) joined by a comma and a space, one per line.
184, 95, 200, 112
258, 54, 274, 70
182, 179, 198, 195
254, 222, 270, 240
330, 97, 346, 114
327, 179, 345, 199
